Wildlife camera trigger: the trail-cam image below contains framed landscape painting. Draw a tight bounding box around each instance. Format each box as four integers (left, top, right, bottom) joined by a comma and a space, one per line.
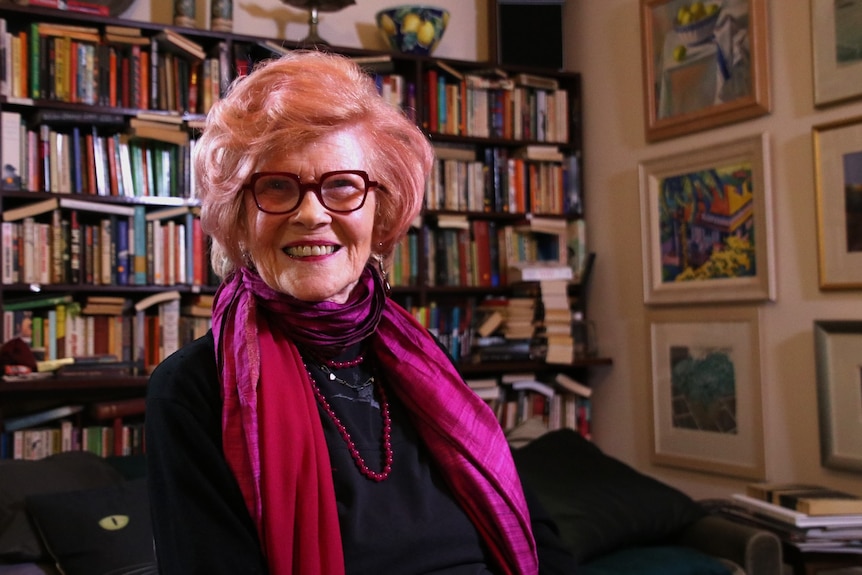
648, 306, 766, 480
640, 0, 771, 141
811, 0, 862, 107
639, 133, 775, 304
813, 115, 862, 289
814, 320, 862, 472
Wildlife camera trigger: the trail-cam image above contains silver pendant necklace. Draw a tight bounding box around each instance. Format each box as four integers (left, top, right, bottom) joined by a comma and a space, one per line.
318, 363, 375, 391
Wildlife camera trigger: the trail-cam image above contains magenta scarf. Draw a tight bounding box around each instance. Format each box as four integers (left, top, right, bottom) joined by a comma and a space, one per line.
213, 266, 538, 575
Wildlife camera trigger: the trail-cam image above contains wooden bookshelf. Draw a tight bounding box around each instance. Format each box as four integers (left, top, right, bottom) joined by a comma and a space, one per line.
0, 3, 610, 457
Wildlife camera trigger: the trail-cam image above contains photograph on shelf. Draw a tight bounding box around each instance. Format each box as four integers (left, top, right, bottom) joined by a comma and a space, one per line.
811, 0, 862, 108
814, 320, 862, 473
639, 0, 770, 141
647, 306, 766, 480
639, 133, 775, 304
813, 115, 862, 289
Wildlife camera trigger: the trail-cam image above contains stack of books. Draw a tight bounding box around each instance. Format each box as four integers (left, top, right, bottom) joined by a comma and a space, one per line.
724, 483, 862, 554
537, 280, 573, 364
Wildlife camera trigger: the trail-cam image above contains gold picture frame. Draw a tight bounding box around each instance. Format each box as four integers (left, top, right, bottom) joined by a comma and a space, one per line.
648, 306, 766, 480
639, 133, 775, 304
814, 320, 862, 473
811, 0, 862, 108
639, 0, 771, 142
813, 115, 862, 289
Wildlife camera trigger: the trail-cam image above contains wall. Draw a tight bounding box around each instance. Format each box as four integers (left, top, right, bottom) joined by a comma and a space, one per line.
118, 0, 486, 62
568, 0, 862, 499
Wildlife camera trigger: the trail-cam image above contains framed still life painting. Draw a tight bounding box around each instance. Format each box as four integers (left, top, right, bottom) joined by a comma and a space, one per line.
639, 133, 775, 305
640, 0, 771, 141
648, 306, 766, 480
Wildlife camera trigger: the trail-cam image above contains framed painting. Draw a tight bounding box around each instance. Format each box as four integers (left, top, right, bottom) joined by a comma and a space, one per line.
648, 306, 766, 480
639, 0, 771, 142
639, 133, 775, 305
814, 320, 862, 473
814, 115, 862, 289
811, 0, 862, 108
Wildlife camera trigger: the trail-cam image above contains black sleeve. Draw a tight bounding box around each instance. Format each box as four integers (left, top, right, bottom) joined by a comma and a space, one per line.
145, 332, 268, 575
524, 485, 579, 574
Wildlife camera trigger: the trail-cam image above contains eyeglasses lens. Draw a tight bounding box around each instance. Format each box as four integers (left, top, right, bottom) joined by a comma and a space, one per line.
253, 172, 368, 213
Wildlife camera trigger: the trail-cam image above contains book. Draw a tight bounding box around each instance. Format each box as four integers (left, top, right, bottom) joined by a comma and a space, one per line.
90, 397, 146, 421
747, 483, 862, 516
511, 378, 556, 398
514, 73, 559, 90
1, 111, 22, 191
32, 110, 125, 126
134, 289, 181, 312
156, 30, 206, 61
35, 357, 75, 372
59, 197, 136, 217
476, 310, 504, 338
3, 293, 74, 312
2, 198, 59, 222
731, 494, 862, 528
257, 39, 291, 56
508, 261, 573, 283
555, 373, 593, 398
145, 205, 191, 221
2, 404, 84, 432
513, 145, 565, 162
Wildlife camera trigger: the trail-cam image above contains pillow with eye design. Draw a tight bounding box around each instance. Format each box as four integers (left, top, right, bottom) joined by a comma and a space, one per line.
26, 478, 156, 575
0, 451, 123, 562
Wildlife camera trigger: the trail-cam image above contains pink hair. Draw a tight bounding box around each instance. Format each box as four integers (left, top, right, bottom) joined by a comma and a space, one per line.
194, 50, 433, 278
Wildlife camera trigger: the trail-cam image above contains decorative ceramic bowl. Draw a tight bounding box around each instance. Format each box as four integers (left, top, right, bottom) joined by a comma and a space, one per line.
376, 5, 450, 56
673, 3, 721, 46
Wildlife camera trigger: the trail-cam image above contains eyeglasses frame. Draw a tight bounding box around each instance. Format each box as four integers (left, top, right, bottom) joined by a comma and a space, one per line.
243, 169, 380, 215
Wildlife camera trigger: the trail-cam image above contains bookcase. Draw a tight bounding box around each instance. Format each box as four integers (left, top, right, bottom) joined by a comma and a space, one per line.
0, 3, 611, 459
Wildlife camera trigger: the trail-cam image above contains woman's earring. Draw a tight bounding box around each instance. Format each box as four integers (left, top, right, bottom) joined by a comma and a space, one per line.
375, 253, 391, 297
240, 247, 255, 270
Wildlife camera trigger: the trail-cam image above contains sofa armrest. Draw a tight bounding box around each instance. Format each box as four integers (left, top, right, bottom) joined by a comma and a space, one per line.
672, 515, 783, 575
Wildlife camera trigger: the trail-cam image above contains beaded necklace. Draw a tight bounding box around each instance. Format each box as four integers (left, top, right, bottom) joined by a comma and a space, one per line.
305, 361, 393, 482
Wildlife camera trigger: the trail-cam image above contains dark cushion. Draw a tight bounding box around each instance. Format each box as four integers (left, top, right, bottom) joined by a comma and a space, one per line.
576, 546, 733, 575
26, 478, 156, 575
0, 452, 124, 562
511, 429, 706, 563
0, 564, 60, 575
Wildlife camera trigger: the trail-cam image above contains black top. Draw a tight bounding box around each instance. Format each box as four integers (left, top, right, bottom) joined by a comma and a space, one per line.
145, 331, 576, 575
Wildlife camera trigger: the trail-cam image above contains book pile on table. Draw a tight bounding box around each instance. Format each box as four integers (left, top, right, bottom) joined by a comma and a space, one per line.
718, 483, 862, 554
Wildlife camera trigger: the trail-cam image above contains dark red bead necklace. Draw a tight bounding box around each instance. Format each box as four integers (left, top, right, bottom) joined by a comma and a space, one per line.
305, 363, 393, 482
323, 355, 365, 369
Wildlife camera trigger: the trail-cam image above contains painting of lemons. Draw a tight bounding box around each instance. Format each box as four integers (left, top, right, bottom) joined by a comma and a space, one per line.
658, 159, 756, 283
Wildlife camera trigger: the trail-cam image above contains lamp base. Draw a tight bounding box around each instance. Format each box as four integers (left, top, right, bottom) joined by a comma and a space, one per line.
299, 6, 329, 46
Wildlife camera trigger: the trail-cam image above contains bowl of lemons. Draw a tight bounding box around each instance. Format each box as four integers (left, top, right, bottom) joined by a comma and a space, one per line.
674, 1, 721, 46
376, 5, 450, 56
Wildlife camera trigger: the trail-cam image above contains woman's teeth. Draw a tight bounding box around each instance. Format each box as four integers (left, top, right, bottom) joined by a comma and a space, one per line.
285, 245, 336, 257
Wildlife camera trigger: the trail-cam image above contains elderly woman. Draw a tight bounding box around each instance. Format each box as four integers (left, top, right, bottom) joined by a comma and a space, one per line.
146, 51, 574, 575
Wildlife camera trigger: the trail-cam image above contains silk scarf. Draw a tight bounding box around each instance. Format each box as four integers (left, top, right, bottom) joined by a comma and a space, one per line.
213, 266, 538, 575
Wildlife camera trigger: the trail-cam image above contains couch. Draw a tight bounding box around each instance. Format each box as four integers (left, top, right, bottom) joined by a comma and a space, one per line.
510, 425, 783, 575
0, 432, 782, 575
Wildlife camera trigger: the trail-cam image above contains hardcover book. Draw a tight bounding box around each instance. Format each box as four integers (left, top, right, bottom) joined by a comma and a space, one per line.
747, 483, 862, 516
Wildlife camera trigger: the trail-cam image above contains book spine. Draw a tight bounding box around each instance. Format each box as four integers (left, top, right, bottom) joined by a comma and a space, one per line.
115, 216, 129, 286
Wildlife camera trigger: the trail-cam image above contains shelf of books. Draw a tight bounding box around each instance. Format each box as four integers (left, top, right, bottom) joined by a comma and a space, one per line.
0, 2, 610, 459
